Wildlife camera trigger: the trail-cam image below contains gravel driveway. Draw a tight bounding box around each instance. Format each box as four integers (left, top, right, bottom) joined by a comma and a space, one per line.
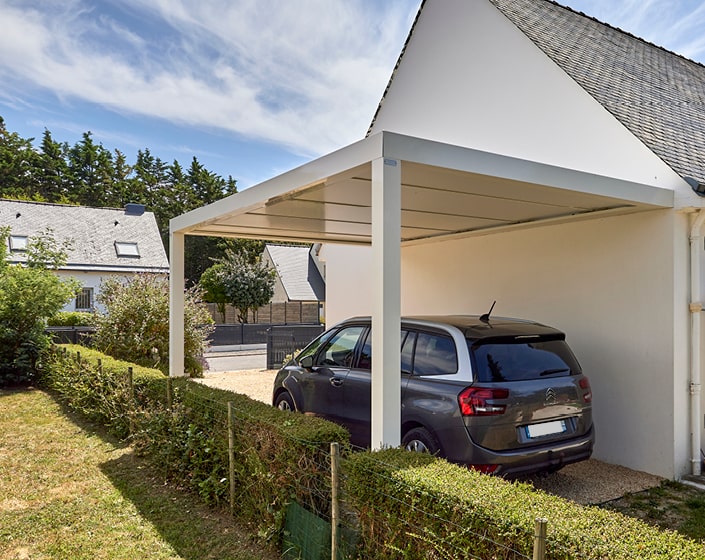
194, 367, 663, 505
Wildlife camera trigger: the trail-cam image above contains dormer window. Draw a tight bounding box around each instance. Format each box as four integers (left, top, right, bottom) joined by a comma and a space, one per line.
115, 241, 140, 258
9, 235, 28, 252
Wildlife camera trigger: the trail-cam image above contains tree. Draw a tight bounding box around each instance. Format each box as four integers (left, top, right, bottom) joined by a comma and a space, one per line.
0, 227, 80, 385
0, 117, 40, 200
199, 263, 229, 322
215, 250, 276, 323
91, 275, 214, 376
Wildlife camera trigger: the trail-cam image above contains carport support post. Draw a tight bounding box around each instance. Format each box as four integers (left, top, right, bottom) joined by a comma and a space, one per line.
371, 156, 401, 450
169, 230, 186, 378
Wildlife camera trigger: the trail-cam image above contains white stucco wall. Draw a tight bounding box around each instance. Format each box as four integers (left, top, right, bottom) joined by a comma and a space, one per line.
325, 211, 693, 478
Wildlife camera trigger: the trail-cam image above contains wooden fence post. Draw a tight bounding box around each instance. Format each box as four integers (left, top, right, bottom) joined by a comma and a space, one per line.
127, 367, 134, 434
533, 518, 547, 560
166, 377, 173, 410
331, 442, 340, 560
227, 401, 236, 516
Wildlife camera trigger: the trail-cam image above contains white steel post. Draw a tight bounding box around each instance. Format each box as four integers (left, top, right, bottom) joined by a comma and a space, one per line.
169, 230, 186, 377
371, 156, 401, 450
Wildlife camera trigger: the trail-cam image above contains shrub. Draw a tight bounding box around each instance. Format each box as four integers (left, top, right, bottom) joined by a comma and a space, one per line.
344, 449, 705, 559
42, 344, 349, 544
0, 227, 79, 386
91, 275, 214, 376
47, 311, 96, 326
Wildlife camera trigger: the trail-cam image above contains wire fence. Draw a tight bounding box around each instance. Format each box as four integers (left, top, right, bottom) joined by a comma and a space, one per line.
47, 347, 705, 560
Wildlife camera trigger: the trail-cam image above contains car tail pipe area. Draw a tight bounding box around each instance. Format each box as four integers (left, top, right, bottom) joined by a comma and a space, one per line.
689, 209, 705, 477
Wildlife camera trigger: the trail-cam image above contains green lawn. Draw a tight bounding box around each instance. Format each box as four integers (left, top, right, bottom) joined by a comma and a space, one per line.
0, 388, 278, 560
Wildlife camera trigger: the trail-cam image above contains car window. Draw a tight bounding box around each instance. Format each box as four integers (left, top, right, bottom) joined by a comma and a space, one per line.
470, 339, 580, 382
358, 330, 372, 369
355, 329, 413, 373
401, 330, 414, 374
412, 332, 458, 376
314, 326, 364, 367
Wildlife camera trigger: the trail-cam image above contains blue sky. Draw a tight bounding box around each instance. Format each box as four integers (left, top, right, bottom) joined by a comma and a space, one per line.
1, 1, 704, 190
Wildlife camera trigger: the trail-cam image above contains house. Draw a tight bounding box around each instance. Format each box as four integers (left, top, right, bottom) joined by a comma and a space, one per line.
261, 244, 325, 323
1, 199, 169, 311
169, 0, 705, 480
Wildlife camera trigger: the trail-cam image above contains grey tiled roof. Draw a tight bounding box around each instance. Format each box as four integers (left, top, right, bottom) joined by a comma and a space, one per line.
0, 199, 169, 272
489, 0, 705, 183
265, 244, 325, 302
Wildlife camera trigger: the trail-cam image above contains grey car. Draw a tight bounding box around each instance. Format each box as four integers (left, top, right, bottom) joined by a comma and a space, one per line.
272, 315, 594, 476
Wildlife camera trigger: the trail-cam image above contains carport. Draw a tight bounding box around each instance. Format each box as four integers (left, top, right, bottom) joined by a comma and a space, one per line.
169, 130, 673, 450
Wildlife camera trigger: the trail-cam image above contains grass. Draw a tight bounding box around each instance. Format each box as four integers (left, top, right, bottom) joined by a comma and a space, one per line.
601, 479, 705, 542
0, 387, 278, 560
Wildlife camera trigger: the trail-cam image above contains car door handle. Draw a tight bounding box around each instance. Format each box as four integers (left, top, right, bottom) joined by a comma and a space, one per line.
330, 377, 344, 387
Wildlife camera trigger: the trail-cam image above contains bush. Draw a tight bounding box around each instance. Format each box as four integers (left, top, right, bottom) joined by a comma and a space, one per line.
91, 275, 214, 376
47, 311, 96, 326
42, 344, 349, 544
344, 449, 705, 559
0, 227, 79, 386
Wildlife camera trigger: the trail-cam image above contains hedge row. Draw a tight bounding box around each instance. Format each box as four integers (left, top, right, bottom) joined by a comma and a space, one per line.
41, 344, 349, 545
41, 345, 705, 559
344, 449, 705, 559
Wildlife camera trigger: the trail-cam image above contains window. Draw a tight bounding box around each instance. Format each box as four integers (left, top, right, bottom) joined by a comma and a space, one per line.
9, 235, 28, 252
470, 338, 580, 382
115, 241, 139, 257
75, 288, 93, 310
412, 332, 458, 376
315, 326, 364, 368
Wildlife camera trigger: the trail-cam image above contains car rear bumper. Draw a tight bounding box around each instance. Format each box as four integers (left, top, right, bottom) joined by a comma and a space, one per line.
442, 425, 595, 477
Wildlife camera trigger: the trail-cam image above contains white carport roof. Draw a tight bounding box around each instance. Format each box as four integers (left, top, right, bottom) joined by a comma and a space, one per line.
169, 130, 673, 450
171, 131, 672, 244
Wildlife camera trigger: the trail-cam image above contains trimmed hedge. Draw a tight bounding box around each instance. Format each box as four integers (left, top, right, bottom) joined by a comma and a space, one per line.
41, 345, 705, 559
344, 449, 705, 559
41, 344, 349, 545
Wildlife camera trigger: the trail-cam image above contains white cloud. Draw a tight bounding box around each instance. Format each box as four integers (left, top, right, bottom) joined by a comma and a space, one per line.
0, 0, 420, 158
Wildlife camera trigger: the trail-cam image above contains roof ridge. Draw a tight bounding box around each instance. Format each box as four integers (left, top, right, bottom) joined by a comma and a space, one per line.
0, 198, 139, 213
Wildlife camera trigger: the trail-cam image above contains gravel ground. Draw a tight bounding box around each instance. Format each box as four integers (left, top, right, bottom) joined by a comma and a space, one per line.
193, 368, 664, 505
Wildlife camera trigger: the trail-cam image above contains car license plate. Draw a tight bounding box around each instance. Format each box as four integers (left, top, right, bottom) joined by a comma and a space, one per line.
526, 420, 566, 439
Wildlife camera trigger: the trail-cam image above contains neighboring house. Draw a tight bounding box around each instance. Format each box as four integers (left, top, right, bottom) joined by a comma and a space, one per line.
262, 244, 325, 321
1, 199, 169, 312
170, 0, 705, 480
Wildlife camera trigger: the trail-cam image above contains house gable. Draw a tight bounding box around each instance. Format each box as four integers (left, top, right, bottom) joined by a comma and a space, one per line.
369, 0, 690, 199
264, 244, 325, 302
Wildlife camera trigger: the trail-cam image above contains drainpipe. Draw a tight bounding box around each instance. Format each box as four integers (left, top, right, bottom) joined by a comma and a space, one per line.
689, 209, 705, 476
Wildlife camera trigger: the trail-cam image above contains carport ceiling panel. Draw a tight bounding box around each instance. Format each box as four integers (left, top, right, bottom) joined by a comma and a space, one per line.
194, 223, 371, 244
401, 163, 632, 210
226, 212, 371, 237
402, 185, 587, 223
250, 199, 371, 224
401, 209, 506, 232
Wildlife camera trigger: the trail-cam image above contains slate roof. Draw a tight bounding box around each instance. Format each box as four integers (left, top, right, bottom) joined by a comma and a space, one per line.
265, 244, 325, 302
372, 0, 705, 184
489, 0, 705, 184
0, 199, 169, 272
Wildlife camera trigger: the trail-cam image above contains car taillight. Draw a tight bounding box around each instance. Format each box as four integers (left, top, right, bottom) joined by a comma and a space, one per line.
458, 387, 509, 416
579, 377, 592, 403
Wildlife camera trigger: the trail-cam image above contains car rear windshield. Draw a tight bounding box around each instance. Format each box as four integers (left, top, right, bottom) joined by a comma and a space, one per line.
469, 337, 581, 382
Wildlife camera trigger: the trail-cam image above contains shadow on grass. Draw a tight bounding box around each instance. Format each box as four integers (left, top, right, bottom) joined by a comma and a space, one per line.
40, 388, 278, 560
99, 452, 278, 560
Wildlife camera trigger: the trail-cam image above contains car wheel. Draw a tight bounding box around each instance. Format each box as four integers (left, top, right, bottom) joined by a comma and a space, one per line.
275, 392, 295, 412
402, 427, 440, 456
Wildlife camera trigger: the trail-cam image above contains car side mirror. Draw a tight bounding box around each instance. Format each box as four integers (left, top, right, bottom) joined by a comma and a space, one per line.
299, 355, 314, 370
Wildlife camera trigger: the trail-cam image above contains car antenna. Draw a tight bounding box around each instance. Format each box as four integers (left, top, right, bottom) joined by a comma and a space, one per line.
480, 301, 496, 323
